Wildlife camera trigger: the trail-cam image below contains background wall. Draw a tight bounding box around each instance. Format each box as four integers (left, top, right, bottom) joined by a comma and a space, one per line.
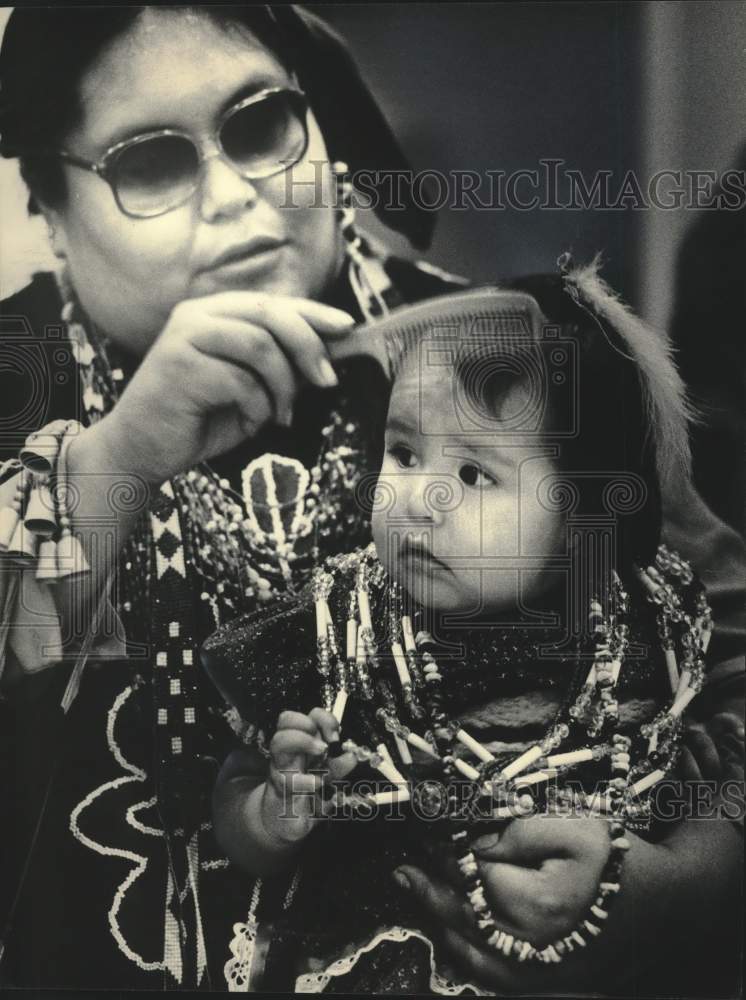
321, 1, 643, 301
639, 0, 746, 330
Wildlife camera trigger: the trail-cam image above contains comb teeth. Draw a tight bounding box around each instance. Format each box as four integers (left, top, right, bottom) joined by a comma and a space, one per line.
329, 288, 547, 380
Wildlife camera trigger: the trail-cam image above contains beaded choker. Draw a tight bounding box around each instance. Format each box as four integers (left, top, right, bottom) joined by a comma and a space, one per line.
299, 542, 712, 966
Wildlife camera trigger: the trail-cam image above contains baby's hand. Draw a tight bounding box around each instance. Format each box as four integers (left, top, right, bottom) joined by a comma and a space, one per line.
470, 815, 610, 946
261, 708, 357, 844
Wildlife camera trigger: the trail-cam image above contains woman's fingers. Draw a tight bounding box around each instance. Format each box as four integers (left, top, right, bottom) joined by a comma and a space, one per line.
707, 712, 746, 765
440, 926, 520, 992
193, 320, 299, 426
287, 297, 357, 334
205, 292, 355, 387
104, 293, 355, 484
159, 342, 274, 432
392, 865, 482, 943
675, 745, 703, 782
682, 722, 722, 781
475, 860, 548, 931
708, 711, 745, 741
392, 866, 529, 991
206, 291, 355, 332
469, 817, 609, 942
179, 352, 273, 443
392, 860, 607, 992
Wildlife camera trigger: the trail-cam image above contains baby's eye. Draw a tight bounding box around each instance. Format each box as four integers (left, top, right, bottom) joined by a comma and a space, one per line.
389, 444, 417, 469
458, 462, 497, 487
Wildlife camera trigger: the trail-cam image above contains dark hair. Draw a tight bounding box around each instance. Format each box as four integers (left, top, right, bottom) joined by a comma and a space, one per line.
0, 5, 435, 247
454, 274, 662, 571
0, 7, 295, 213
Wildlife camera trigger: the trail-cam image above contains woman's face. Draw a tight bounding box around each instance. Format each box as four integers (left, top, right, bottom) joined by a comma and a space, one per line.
46, 9, 341, 354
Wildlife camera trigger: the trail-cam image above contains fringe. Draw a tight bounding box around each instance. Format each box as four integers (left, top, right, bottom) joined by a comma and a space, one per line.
562, 254, 693, 494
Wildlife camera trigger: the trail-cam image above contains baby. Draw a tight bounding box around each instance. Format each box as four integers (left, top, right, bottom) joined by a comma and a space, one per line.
204, 267, 743, 995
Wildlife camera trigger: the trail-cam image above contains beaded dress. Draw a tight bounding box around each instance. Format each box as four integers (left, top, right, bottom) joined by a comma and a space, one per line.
202, 542, 712, 994
0, 251, 465, 990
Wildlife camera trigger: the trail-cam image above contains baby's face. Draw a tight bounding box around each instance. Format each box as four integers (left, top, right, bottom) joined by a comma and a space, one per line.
371, 356, 565, 613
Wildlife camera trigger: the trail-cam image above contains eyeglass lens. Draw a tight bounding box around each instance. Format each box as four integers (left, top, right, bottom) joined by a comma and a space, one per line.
113, 91, 306, 217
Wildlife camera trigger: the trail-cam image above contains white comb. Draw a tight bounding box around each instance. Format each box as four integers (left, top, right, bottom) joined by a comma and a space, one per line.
328, 287, 546, 380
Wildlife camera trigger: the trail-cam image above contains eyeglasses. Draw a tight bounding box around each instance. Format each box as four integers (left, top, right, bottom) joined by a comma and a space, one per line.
54, 87, 309, 219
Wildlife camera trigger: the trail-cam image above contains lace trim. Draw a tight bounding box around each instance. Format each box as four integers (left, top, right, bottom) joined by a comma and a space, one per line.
225, 879, 263, 993
294, 926, 494, 995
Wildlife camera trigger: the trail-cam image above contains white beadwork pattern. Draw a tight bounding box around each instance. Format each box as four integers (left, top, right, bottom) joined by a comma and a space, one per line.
69, 685, 168, 974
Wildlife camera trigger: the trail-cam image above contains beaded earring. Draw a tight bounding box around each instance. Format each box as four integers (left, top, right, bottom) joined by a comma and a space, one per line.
332, 160, 391, 321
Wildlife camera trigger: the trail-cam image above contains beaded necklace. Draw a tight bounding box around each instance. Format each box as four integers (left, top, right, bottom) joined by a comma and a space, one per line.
304, 541, 712, 966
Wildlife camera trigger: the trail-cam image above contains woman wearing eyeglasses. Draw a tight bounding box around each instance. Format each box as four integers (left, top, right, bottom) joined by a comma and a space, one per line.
0, 5, 744, 996
0, 5, 466, 990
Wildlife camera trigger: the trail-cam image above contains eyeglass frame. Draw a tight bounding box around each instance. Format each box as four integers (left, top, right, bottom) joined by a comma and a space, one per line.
49, 86, 310, 219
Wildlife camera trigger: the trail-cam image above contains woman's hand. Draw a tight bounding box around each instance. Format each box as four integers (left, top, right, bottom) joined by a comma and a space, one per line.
678, 712, 744, 784
90, 292, 355, 484
261, 708, 357, 845
395, 799, 742, 994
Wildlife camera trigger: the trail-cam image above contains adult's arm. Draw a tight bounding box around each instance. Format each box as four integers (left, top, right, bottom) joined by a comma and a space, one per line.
0, 291, 355, 685
662, 473, 746, 669
394, 812, 742, 995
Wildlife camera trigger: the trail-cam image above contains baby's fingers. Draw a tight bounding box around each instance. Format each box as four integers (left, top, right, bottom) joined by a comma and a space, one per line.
308, 707, 341, 744
326, 750, 359, 782
270, 728, 327, 768
267, 761, 324, 804
276, 710, 319, 734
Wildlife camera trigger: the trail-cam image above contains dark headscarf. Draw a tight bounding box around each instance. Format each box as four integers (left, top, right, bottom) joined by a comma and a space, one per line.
267, 6, 435, 250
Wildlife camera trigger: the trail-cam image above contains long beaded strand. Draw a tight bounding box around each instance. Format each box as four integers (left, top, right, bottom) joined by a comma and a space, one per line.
307, 542, 710, 965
